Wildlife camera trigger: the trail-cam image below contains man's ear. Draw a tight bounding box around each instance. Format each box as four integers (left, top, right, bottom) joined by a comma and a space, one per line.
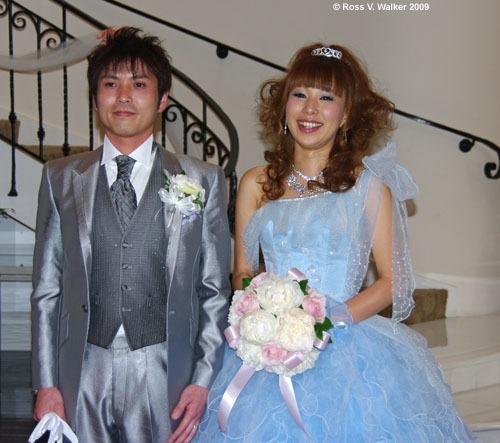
93, 96, 98, 112
158, 92, 169, 113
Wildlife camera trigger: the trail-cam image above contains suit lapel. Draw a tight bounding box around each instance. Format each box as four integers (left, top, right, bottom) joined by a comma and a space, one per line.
158, 142, 183, 177
157, 144, 184, 292
71, 148, 101, 284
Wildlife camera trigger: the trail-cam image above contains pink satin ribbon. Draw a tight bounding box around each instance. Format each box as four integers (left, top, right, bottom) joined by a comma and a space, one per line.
283, 351, 304, 370
313, 330, 331, 350
224, 325, 240, 349
217, 363, 255, 432
279, 375, 312, 438
287, 267, 307, 281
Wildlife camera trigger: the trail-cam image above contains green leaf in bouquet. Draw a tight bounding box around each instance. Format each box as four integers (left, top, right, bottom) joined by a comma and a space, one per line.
322, 317, 334, 331
299, 280, 308, 294
161, 172, 171, 191
193, 196, 204, 210
242, 277, 252, 290
314, 317, 334, 342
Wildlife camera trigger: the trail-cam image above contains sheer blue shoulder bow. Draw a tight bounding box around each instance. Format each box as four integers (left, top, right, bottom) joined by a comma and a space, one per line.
362, 142, 418, 202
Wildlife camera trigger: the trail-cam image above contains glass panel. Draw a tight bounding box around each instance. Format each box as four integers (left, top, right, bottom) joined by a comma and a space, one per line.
0, 216, 34, 267
0, 215, 34, 421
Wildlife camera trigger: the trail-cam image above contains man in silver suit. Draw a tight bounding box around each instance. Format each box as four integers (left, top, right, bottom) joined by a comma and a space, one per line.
31, 27, 230, 442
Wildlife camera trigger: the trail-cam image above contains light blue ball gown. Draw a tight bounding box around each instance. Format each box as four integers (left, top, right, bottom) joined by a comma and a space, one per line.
196, 143, 477, 442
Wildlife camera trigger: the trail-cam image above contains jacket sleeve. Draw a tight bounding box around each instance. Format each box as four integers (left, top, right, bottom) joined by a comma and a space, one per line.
191, 165, 231, 388
31, 162, 63, 389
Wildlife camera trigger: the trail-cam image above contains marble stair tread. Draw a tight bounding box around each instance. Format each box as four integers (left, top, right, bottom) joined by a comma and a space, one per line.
455, 384, 500, 441
454, 383, 500, 419
411, 313, 500, 363
410, 313, 500, 435
411, 313, 500, 394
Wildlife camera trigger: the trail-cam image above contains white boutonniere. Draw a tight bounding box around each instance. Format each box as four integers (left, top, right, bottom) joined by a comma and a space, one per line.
158, 171, 205, 221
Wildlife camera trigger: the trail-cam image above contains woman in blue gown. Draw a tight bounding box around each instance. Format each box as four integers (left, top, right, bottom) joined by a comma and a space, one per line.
195, 43, 477, 442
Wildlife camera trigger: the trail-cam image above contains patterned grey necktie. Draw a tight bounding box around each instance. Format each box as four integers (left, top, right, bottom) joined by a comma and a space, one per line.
110, 155, 137, 231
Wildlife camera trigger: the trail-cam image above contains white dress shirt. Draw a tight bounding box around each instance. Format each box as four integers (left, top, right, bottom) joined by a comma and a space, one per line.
100, 134, 156, 204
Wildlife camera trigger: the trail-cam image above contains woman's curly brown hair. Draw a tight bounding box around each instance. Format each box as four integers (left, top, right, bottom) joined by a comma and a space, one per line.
259, 43, 394, 200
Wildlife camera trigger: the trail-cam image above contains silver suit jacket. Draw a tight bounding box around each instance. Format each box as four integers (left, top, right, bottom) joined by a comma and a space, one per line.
31, 144, 231, 427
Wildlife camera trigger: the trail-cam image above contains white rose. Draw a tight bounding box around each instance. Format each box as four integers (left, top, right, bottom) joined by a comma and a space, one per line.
228, 289, 245, 326
288, 348, 320, 374
172, 174, 205, 202
256, 277, 304, 316
237, 339, 265, 371
265, 348, 320, 377
276, 308, 316, 352
284, 349, 320, 376
240, 309, 277, 345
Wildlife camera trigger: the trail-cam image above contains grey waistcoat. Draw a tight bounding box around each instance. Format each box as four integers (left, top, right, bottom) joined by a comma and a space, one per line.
87, 152, 168, 350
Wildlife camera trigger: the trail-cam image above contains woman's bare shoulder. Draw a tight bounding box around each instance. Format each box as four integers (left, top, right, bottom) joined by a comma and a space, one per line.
241, 165, 267, 183
239, 165, 267, 195
239, 165, 268, 208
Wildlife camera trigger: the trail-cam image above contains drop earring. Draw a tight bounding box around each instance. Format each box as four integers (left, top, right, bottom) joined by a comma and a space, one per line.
284, 120, 288, 135
343, 129, 348, 143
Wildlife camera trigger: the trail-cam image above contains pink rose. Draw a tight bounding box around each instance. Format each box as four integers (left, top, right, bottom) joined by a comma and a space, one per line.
261, 344, 288, 366
234, 290, 260, 316
302, 290, 327, 323
249, 272, 274, 289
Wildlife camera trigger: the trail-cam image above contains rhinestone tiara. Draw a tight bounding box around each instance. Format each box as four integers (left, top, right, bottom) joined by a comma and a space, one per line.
311, 47, 342, 60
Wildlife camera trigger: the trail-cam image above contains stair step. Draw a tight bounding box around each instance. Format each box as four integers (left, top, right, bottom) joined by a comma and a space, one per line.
380, 288, 447, 325
411, 313, 500, 393
24, 145, 89, 160
456, 384, 500, 442
411, 314, 500, 434
0, 119, 20, 143
456, 384, 500, 425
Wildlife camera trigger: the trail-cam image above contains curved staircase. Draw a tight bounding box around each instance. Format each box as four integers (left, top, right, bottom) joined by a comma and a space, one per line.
411, 314, 500, 442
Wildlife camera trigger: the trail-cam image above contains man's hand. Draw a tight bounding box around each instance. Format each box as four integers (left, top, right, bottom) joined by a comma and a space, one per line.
33, 387, 67, 422
168, 384, 209, 443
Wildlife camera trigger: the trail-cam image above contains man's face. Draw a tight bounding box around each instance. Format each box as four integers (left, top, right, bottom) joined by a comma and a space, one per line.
94, 63, 168, 152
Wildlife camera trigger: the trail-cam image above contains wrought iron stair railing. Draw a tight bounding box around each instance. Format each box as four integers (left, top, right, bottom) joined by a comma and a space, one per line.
0, 0, 239, 231
55, 0, 499, 180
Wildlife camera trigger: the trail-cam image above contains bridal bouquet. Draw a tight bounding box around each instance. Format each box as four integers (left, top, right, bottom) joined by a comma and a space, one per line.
219, 269, 334, 434
225, 270, 333, 377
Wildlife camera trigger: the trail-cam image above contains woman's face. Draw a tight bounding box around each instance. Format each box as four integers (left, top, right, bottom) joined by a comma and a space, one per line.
285, 86, 346, 155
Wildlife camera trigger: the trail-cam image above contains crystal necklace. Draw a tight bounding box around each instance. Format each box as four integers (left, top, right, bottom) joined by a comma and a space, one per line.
287, 165, 325, 197
292, 165, 324, 182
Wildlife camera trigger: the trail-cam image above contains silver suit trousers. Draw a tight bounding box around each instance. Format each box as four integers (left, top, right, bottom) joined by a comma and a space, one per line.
75, 335, 171, 443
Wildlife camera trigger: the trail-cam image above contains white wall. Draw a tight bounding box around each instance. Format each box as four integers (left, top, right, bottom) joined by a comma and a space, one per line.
0, 139, 42, 225
1, 0, 499, 314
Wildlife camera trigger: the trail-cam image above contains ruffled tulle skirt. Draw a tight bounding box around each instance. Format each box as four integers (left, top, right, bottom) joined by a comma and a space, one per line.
195, 316, 477, 442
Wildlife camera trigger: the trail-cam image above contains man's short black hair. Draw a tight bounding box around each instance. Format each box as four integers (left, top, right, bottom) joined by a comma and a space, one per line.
88, 27, 172, 103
